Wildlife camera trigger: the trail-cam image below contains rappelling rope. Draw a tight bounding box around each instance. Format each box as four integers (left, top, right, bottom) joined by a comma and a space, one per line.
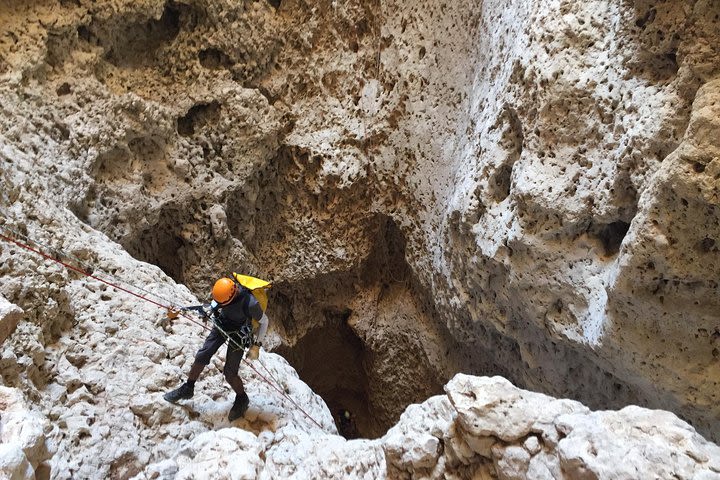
0, 226, 325, 430
0, 223, 184, 310
203, 315, 324, 429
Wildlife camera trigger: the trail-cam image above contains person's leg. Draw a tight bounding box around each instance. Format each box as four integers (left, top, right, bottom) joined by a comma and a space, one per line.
187, 327, 225, 382
185, 361, 204, 385
225, 338, 249, 420
164, 328, 225, 403
223, 339, 246, 396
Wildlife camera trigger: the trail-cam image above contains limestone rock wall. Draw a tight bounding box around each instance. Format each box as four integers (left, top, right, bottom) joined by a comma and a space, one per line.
0, 295, 23, 345
139, 374, 720, 479
428, 2, 720, 438
382, 375, 720, 480
0, 203, 338, 478
0, 0, 719, 473
429, 0, 720, 439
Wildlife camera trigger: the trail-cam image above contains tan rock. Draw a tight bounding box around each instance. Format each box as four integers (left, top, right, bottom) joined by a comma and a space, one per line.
0, 0, 719, 476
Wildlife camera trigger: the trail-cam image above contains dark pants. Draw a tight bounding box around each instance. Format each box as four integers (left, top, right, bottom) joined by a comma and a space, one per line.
194, 327, 246, 389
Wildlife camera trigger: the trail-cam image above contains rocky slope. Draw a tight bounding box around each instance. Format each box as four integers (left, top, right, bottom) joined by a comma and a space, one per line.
0, 0, 719, 477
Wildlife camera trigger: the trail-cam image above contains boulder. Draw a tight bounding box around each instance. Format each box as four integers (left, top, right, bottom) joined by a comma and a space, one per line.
0, 296, 22, 345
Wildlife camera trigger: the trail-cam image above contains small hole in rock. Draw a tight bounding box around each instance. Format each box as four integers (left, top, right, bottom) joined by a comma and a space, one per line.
594, 220, 631, 256
56, 83, 72, 96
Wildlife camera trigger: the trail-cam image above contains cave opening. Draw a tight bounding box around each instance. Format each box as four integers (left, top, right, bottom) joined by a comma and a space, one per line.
121, 206, 188, 284
99, 1, 183, 67
274, 307, 371, 439
268, 216, 448, 439
594, 220, 631, 256
177, 101, 222, 137
199, 48, 234, 70
78, 136, 453, 441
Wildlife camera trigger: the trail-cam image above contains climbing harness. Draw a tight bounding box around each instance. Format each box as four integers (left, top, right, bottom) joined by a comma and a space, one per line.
179, 303, 254, 351
0, 223, 324, 430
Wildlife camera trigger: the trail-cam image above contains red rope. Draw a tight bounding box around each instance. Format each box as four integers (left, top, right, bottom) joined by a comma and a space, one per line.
0, 232, 172, 310
0, 231, 325, 430
241, 359, 324, 429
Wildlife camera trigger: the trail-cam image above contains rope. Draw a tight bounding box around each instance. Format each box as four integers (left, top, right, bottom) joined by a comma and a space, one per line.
0, 228, 325, 430
208, 316, 324, 429
0, 223, 183, 309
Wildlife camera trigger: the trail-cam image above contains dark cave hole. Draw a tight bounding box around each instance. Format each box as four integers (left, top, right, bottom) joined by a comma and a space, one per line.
199, 48, 234, 70
594, 220, 631, 256
652, 50, 679, 79
177, 101, 222, 136
77, 25, 93, 43
105, 2, 181, 67
489, 108, 522, 203
119, 206, 188, 284
699, 237, 715, 253
266, 0, 282, 10
56, 82, 72, 96
274, 307, 371, 439
269, 216, 418, 440
124, 231, 186, 284
490, 163, 514, 202
634, 8, 656, 29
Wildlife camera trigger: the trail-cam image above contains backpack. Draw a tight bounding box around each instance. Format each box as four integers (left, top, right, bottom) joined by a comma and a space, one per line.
232, 273, 272, 313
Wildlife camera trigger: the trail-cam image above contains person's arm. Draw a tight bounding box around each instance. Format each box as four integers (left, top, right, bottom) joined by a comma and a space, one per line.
247, 304, 269, 361
255, 313, 269, 345
246, 294, 263, 323
246, 294, 267, 344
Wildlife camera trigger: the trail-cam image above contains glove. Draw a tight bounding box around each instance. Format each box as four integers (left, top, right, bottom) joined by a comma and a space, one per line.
247, 343, 261, 360
166, 308, 180, 320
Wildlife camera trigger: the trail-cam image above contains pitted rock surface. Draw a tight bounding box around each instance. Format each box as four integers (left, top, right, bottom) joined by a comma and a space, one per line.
0, 386, 52, 479
0, 0, 719, 477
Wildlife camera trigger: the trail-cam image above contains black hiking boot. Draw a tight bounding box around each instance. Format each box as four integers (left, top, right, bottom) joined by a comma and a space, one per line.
163, 383, 194, 403
228, 392, 250, 421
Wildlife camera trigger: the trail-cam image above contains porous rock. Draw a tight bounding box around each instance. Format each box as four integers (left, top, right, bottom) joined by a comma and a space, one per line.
0, 386, 52, 479
382, 375, 720, 480
0, 0, 718, 477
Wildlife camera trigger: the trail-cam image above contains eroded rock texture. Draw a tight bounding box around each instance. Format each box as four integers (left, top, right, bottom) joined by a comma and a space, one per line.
0, 0, 719, 476
382, 375, 720, 480
0, 386, 52, 480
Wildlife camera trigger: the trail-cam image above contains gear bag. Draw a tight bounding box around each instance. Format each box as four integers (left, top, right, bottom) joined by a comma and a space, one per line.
231, 273, 271, 313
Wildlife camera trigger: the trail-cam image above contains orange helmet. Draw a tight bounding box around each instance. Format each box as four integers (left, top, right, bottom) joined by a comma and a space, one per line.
212, 277, 237, 305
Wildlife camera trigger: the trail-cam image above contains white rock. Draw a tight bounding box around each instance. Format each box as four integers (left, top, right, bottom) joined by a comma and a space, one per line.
174, 428, 262, 479
1, 1, 720, 477
0, 296, 22, 345
523, 436, 541, 455
446, 375, 587, 442
0, 387, 51, 474
0, 444, 34, 480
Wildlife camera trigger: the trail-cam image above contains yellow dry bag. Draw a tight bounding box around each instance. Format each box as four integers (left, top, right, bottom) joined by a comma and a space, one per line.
232, 273, 272, 312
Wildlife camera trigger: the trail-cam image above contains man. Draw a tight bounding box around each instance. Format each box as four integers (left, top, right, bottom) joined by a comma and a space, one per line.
336, 409, 359, 439
164, 276, 268, 421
